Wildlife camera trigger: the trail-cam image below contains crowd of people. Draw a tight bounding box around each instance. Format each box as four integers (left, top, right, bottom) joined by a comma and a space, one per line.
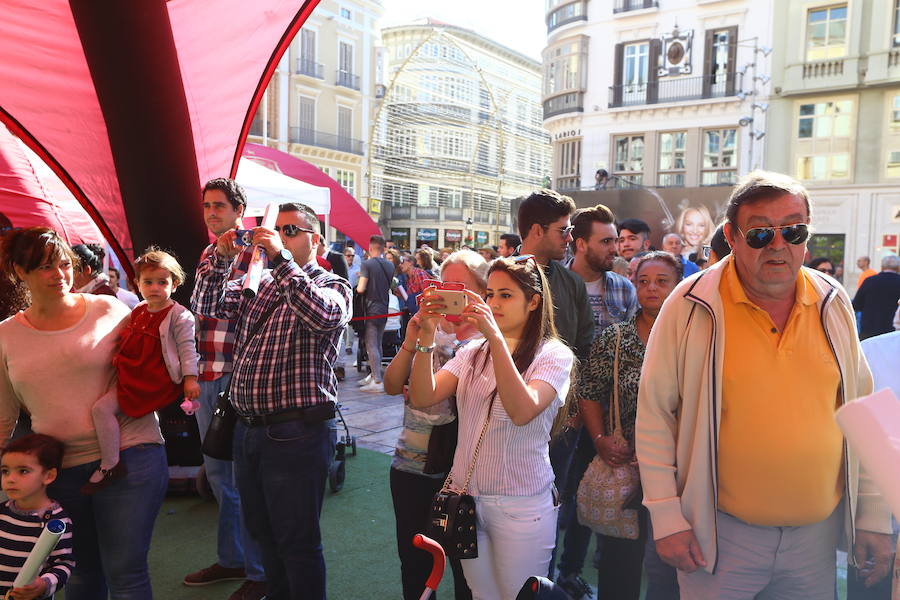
0, 169, 896, 600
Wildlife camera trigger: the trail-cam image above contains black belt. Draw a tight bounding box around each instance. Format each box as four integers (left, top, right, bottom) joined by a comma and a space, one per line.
239, 401, 335, 427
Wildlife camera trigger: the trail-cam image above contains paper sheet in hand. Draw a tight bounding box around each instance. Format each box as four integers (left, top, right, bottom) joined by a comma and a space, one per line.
835, 388, 900, 520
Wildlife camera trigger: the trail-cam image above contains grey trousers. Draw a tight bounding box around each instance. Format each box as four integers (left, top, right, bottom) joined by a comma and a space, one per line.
678, 505, 842, 600
364, 317, 387, 381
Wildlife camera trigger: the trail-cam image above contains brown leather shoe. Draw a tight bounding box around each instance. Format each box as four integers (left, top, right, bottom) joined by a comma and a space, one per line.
228, 580, 267, 600
183, 563, 247, 586
79, 461, 127, 495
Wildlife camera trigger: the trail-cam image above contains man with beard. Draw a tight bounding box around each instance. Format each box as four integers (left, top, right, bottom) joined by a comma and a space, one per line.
554, 203, 638, 598
571, 204, 638, 339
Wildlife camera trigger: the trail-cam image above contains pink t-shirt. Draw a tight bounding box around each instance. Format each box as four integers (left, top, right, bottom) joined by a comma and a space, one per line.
0, 295, 163, 467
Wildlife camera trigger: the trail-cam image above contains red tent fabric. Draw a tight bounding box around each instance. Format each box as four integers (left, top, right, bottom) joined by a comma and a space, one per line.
0, 126, 103, 244
242, 143, 382, 245
0, 1, 319, 278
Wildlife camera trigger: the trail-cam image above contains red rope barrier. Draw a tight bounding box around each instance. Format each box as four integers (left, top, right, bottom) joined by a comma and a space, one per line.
350, 311, 407, 322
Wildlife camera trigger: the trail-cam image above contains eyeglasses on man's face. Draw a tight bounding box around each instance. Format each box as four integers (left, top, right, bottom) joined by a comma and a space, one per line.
735, 223, 810, 249
274, 224, 316, 238
542, 224, 575, 237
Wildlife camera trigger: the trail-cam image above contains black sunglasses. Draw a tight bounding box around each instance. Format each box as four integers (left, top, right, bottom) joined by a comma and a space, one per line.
736, 223, 810, 249
274, 224, 316, 238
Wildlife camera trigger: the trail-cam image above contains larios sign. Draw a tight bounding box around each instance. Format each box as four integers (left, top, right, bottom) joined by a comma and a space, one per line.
553, 129, 581, 141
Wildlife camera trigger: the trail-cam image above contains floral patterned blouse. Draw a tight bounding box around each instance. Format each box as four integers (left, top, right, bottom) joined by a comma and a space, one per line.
576, 314, 645, 447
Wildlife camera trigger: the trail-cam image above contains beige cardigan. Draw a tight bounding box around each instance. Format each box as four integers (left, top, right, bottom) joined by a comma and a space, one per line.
635, 256, 893, 574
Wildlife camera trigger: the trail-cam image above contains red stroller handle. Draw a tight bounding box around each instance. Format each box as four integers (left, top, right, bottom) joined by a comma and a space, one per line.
413, 534, 446, 598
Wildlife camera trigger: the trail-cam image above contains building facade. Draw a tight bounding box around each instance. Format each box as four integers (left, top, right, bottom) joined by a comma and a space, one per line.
766, 0, 900, 289
542, 0, 773, 195
370, 21, 551, 250
249, 0, 383, 241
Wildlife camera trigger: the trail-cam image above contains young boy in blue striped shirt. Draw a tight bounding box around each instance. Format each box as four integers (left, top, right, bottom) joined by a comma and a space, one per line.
0, 434, 74, 599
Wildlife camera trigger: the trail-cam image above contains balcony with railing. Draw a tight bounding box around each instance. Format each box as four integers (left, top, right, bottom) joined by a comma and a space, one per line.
608, 73, 736, 108
295, 58, 323, 78
335, 70, 360, 91
289, 127, 364, 155
614, 0, 658, 13
543, 91, 584, 119
547, 1, 587, 33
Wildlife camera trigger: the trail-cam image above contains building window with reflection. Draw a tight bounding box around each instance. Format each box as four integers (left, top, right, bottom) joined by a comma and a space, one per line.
658, 131, 686, 186
887, 95, 900, 177
542, 36, 588, 118
555, 138, 581, 191
701, 128, 737, 185
894, 0, 900, 46
547, 0, 587, 32
806, 4, 847, 61
613, 134, 644, 186
795, 99, 853, 181
334, 169, 356, 197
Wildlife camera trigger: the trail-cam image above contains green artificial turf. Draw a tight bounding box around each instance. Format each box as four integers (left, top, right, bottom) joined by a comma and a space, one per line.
64, 447, 403, 599
58, 445, 851, 599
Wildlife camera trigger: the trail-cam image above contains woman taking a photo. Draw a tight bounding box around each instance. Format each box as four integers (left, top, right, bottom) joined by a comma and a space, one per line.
384, 249, 487, 600
409, 256, 574, 600
0, 227, 167, 600
577, 251, 682, 600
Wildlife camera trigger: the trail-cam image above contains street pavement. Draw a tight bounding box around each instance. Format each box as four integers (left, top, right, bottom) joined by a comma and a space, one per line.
335, 346, 403, 456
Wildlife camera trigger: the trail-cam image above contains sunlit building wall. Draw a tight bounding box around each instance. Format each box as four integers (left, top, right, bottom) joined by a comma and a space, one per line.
766, 0, 900, 287
371, 20, 551, 250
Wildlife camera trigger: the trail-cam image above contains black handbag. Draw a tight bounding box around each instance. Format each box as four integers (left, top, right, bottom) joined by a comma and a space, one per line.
201, 392, 237, 460
201, 299, 282, 461
427, 396, 494, 560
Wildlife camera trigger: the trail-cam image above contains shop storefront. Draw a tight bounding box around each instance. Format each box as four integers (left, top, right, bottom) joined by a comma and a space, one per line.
390, 228, 411, 250
416, 228, 438, 248
444, 229, 462, 249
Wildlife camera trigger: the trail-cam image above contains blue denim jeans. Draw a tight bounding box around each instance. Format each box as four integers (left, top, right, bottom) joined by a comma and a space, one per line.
547, 427, 590, 580
197, 376, 265, 581
556, 426, 596, 577
48, 443, 167, 600
234, 417, 336, 600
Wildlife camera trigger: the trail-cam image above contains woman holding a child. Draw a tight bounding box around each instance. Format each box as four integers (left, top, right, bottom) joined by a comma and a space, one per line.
0, 227, 167, 600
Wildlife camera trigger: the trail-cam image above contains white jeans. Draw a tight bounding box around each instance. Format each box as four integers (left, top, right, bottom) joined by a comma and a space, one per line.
462, 491, 558, 600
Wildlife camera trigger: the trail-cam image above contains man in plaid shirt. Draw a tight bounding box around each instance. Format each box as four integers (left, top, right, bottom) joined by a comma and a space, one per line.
187, 178, 266, 599
194, 201, 351, 600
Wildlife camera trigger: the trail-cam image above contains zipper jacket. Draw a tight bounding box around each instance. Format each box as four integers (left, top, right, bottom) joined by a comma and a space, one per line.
635, 255, 893, 573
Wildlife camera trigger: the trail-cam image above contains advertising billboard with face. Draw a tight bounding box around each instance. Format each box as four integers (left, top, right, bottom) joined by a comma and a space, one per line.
570, 186, 731, 260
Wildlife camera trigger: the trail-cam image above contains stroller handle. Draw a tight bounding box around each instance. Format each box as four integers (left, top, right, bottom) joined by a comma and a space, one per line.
413, 534, 446, 593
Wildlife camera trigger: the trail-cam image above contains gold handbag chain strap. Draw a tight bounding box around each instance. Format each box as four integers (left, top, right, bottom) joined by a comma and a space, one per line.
442, 394, 495, 495
611, 324, 624, 437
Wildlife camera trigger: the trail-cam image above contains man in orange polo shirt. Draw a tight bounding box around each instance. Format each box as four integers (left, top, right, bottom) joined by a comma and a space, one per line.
636, 171, 894, 599
856, 255, 877, 289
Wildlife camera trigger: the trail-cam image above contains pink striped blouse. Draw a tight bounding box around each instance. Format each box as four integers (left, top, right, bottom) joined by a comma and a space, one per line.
441, 338, 574, 496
